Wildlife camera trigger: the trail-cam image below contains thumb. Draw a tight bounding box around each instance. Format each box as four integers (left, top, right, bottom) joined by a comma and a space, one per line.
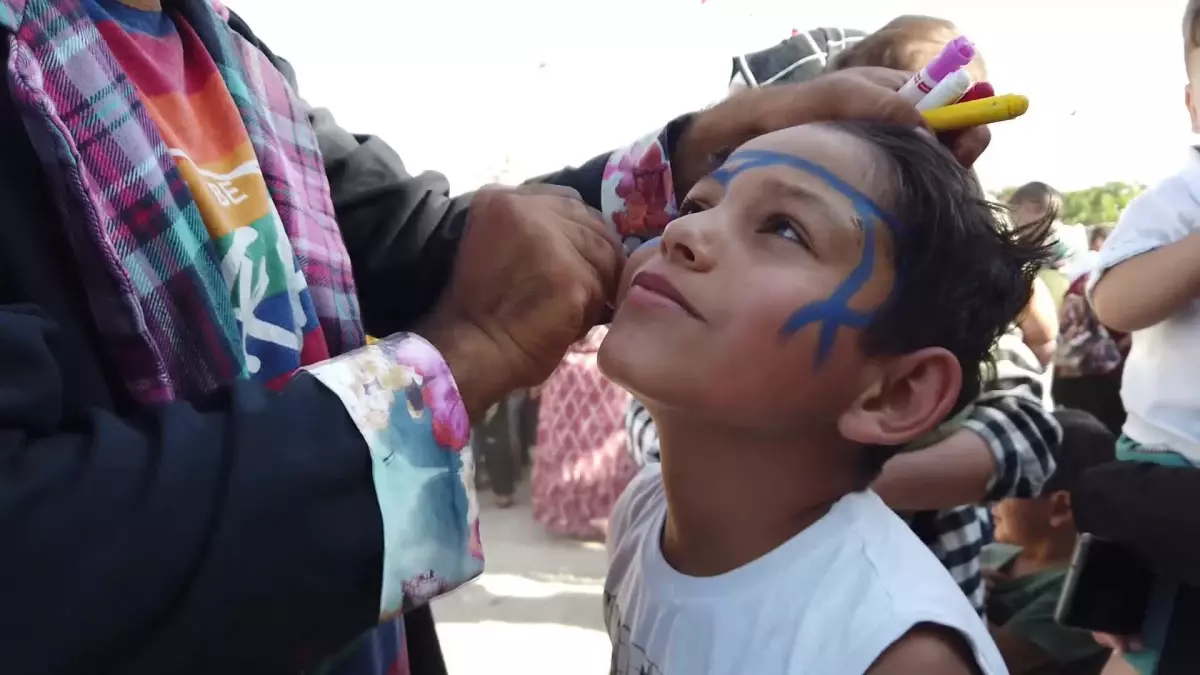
878, 90, 926, 130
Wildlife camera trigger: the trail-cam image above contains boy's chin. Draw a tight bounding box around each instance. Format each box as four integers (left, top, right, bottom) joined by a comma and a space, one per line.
598, 321, 680, 403
596, 327, 640, 393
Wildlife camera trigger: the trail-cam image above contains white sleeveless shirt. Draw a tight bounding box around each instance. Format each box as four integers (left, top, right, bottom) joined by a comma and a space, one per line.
604, 466, 1007, 675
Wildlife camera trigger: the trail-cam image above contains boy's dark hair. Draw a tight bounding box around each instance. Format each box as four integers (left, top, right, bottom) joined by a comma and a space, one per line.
1009, 181, 1064, 224
1184, 0, 1200, 67
1089, 225, 1110, 249
829, 15, 988, 82
1044, 409, 1116, 494
825, 122, 1055, 477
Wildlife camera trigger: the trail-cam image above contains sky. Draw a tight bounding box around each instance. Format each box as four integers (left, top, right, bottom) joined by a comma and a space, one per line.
232, 0, 1192, 193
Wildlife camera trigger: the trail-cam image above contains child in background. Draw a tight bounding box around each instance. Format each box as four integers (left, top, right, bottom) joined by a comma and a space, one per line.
473, 398, 517, 508
599, 120, 1052, 674
1087, 3, 1200, 672
1006, 182, 1069, 365
984, 409, 1115, 675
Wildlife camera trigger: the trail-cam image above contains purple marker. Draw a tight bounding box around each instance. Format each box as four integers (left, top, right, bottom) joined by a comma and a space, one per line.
896, 35, 975, 105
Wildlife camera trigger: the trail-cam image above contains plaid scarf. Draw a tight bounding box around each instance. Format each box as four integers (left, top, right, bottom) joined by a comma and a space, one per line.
0, 0, 364, 404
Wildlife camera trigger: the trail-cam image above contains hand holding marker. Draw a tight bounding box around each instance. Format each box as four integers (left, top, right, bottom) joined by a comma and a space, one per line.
901, 34, 1029, 133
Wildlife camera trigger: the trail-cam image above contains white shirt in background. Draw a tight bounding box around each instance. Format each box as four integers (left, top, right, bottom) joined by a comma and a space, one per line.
603, 465, 1007, 675
1090, 149, 1200, 461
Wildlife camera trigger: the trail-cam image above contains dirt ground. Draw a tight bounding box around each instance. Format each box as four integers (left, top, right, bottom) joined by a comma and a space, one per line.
432, 484, 611, 674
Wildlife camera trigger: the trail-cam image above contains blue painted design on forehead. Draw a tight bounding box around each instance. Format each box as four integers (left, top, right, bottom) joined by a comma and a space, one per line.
709, 149, 903, 235
706, 149, 905, 368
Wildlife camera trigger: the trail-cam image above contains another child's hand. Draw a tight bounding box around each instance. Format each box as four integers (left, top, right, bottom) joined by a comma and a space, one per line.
980, 566, 1010, 595
1092, 632, 1143, 654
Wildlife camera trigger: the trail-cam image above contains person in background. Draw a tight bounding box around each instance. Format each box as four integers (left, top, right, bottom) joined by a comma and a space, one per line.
0, 2, 995, 673
1085, 4, 1200, 672
984, 409, 1115, 675
1090, 226, 1110, 252
1008, 182, 1074, 365
1071, 459, 1200, 675
531, 326, 637, 539
473, 397, 518, 508
629, 15, 1061, 618
1053, 274, 1127, 437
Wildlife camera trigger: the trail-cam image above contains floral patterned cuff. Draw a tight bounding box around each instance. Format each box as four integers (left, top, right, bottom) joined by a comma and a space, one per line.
601, 124, 680, 255
304, 333, 483, 621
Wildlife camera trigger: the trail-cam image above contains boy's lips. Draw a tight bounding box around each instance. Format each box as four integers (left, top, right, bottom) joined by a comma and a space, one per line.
627, 271, 705, 320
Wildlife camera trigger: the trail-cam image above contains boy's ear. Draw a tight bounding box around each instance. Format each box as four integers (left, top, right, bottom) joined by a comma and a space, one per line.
1049, 490, 1074, 529
1186, 84, 1200, 134
837, 347, 962, 446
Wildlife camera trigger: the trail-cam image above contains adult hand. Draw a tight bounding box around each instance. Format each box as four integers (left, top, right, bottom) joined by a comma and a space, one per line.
419, 185, 622, 419
671, 67, 991, 194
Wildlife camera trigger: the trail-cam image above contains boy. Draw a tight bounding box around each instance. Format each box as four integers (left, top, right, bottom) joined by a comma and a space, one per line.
599, 121, 1053, 674
984, 409, 1115, 675
627, 15, 1061, 617
1088, 3, 1200, 672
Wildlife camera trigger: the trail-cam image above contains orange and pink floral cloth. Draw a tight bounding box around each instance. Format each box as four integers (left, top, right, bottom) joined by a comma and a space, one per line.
530, 127, 679, 539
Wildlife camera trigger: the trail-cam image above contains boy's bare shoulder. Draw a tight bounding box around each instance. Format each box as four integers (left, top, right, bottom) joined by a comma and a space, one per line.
865, 623, 983, 675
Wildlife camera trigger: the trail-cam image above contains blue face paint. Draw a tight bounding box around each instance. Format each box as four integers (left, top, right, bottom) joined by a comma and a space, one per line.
710, 150, 901, 232
708, 149, 903, 368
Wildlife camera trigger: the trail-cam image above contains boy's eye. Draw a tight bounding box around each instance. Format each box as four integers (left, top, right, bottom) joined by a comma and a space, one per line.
766, 216, 811, 250
678, 198, 707, 216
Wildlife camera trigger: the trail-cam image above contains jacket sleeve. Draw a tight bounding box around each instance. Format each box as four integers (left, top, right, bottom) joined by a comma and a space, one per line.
1073, 461, 1200, 587
0, 307, 473, 675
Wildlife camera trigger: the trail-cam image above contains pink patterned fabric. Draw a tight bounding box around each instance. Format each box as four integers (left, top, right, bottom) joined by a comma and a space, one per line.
601, 129, 677, 255
532, 327, 637, 540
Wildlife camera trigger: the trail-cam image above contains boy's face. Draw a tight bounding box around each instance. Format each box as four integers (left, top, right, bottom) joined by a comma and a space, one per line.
600, 125, 960, 443
991, 492, 1071, 546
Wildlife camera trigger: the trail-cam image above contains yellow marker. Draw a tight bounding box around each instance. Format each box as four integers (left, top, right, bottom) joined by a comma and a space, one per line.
921, 94, 1029, 133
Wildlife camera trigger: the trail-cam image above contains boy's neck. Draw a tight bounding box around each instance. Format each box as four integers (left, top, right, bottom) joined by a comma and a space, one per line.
1014, 531, 1077, 573
651, 407, 859, 578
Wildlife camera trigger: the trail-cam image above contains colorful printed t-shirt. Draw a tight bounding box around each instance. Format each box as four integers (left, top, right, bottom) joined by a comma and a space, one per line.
84, 0, 329, 387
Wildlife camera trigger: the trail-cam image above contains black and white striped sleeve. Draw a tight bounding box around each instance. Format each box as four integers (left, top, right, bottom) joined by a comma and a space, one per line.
965, 330, 1062, 501
625, 398, 661, 466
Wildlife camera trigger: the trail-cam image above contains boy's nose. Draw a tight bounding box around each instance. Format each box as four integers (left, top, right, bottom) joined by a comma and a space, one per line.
661, 212, 719, 272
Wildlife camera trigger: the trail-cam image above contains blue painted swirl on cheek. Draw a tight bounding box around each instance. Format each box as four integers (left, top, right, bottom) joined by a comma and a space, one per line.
708, 150, 903, 369
780, 220, 877, 365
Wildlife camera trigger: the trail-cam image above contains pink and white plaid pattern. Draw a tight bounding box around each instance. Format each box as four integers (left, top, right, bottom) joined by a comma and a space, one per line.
0, 0, 364, 404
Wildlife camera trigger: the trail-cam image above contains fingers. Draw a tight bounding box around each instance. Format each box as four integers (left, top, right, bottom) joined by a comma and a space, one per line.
819, 70, 925, 130
528, 184, 625, 260
940, 126, 992, 168
529, 192, 623, 330
562, 217, 623, 308
514, 187, 624, 331
1092, 633, 1121, 651
841, 66, 913, 92
1092, 633, 1144, 654
517, 183, 584, 201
